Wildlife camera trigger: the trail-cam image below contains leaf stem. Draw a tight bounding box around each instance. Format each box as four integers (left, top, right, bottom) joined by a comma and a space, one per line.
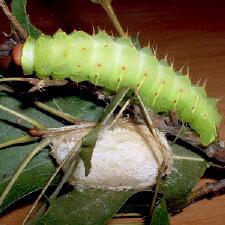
0, 103, 46, 130
0, 0, 27, 39
148, 162, 165, 223
100, 0, 125, 36
0, 135, 37, 149
0, 139, 49, 206
110, 98, 131, 127
135, 90, 167, 163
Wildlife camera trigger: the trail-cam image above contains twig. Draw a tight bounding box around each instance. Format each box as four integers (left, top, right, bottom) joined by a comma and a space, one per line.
0, 77, 40, 83
135, 91, 168, 164
28, 122, 95, 137
0, 0, 27, 39
0, 77, 68, 90
152, 115, 225, 165
0, 85, 14, 93
109, 98, 131, 127
28, 79, 69, 92
148, 162, 165, 223
187, 178, 225, 205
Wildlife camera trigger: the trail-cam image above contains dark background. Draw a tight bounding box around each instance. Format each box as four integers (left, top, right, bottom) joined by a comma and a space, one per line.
0, 0, 225, 224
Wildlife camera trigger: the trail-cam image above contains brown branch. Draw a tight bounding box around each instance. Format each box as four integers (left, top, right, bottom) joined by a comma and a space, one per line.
0, 0, 27, 40
187, 179, 225, 205
0, 77, 69, 91
153, 114, 225, 165
28, 79, 69, 92
0, 84, 14, 92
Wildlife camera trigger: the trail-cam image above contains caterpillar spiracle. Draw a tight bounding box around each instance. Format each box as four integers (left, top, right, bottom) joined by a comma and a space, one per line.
14, 30, 222, 146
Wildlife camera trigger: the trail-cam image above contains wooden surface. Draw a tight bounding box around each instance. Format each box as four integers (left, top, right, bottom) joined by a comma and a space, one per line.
0, 0, 225, 224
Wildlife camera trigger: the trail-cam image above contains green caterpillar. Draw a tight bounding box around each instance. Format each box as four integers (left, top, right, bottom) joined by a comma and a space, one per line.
20, 30, 221, 146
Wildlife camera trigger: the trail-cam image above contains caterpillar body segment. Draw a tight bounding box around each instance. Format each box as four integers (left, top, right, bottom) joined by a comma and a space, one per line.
20, 30, 222, 146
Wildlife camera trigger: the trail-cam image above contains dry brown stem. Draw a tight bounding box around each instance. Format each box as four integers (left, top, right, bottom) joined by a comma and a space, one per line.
0, 0, 27, 39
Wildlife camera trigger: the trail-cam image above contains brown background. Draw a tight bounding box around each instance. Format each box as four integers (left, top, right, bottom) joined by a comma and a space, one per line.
0, 0, 225, 224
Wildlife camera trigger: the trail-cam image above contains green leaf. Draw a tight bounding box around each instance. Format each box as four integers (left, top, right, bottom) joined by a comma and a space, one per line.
0, 93, 104, 211
151, 197, 170, 225
0, 95, 60, 211
162, 142, 208, 212
11, 0, 41, 38
0, 147, 58, 211
36, 189, 136, 225
0, 89, 207, 218
41, 95, 104, 122
80, 147, 93, 176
